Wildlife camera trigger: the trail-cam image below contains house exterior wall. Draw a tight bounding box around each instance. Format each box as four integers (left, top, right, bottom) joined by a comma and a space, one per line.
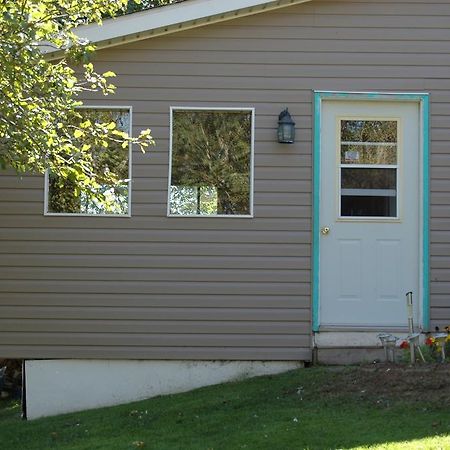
1, 0, 449, 361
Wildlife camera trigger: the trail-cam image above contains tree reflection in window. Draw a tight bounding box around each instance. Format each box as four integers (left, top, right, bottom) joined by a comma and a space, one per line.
341, 120, 397, 143
47, 109, 130, 215
170, 109, 252, 216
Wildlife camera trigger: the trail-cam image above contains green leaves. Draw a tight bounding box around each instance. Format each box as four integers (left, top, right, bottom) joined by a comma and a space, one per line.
0, 0, 154, 204
48, 108, 133, 215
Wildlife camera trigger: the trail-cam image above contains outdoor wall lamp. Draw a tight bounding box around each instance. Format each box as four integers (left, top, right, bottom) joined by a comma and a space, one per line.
277, 108, 296, 144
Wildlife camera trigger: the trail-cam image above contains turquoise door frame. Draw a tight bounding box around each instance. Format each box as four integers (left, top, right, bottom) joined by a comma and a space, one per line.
312, 91, 430, 332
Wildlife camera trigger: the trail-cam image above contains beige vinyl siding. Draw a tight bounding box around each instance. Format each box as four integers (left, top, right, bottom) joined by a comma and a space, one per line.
1, 0, 450, 359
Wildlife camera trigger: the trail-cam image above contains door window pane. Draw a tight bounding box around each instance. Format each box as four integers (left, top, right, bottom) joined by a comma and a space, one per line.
341, 196, 397, 217
340, 120, 398, 218
341, 168, 396, 190
341, 120, 397, 143
340, 144, 397, 165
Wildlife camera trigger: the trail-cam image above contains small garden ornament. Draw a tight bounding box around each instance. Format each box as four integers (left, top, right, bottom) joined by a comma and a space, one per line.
378, 333, 398, 363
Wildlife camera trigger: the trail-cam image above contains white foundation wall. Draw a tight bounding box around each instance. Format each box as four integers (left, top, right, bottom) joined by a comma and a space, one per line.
313, 331, 415, 348
25, 359, 302, 419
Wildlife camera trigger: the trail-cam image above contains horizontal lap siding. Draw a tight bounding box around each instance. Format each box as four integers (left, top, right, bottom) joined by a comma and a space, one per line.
1, 0, 450, 359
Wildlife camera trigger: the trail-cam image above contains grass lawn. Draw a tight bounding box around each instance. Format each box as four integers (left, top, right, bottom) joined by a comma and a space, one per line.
1, 365, 449, 450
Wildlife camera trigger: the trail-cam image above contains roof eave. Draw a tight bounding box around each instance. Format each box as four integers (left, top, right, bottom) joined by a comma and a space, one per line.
46, 0, 312, 60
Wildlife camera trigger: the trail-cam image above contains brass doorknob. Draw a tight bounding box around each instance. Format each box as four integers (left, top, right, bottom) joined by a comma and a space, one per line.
321, 226, 330, 236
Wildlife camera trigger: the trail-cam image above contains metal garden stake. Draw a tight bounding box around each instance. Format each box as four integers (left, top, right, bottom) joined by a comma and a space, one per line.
406, 292, 415, 364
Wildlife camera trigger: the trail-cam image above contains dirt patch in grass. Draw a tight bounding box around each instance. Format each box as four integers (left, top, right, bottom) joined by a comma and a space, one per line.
319, 363, 450, 406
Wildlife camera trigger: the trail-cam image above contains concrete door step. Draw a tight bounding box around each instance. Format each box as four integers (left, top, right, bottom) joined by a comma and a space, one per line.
313, 331, 416, 365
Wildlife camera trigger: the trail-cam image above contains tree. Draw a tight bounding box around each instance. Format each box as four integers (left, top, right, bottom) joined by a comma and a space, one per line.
0, 0, 154, 200
126, 0, 185, 14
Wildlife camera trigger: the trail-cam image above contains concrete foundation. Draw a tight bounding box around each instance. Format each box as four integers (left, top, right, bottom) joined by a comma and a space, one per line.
24, 359, 303, 419
313, 331, 420, 365
315, 347, 386, 365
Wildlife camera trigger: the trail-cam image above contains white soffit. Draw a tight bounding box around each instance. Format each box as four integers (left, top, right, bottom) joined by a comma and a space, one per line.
46, 0, 313, 58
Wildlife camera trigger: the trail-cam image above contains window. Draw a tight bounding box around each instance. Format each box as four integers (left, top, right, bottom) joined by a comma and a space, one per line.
339, 119, 399, 218
45, 107, 131, 216
169, 108, 254, 217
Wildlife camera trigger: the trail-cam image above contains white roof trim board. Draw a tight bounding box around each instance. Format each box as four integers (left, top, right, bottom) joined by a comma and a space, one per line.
46, 0, 313, 57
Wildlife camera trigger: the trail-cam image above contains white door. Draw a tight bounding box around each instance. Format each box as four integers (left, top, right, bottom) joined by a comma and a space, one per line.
319, 100, 420, 328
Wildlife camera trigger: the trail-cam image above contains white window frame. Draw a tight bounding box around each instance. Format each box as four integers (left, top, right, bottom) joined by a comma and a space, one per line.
44, 105, 133, 218
168, 106, 255, 218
